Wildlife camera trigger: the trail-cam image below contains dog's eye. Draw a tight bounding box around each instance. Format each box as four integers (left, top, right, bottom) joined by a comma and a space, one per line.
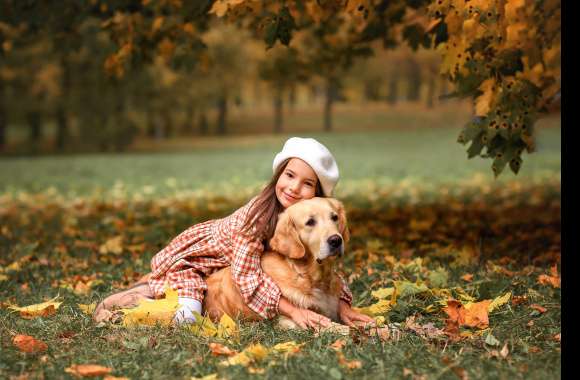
305, 218, 316, 226
331, 214, 339, 222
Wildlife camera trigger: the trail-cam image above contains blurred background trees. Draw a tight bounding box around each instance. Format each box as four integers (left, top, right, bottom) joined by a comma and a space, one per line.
0, 0, 560, 176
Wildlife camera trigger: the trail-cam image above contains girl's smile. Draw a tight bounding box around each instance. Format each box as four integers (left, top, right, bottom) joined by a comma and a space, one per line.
275, 158, 318, 209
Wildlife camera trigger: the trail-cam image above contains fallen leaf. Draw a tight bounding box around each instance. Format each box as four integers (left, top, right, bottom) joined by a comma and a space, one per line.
330, 339, 346, 351
121, 287, 178, 327
104, 377, 130, 380
209, 342, 237, 356
511, 295, 528, 306
65, 364, 112, 377
461, 274, 473, 282
78, 303, 96, 315
371, 287, 394, 299
464, 300, 491, 329
12, 335, 48, 353
272, 341, 304, 355
216, 313, 238, 339
488, 292, 511, 313
8, 297, 62, 319
353, 299, 392, 316
537, 265, 560, 288
553, 333, 561, 342
530, 304, 547, 314
336, 351, 362, 370
220, 343, 269, 367
99, 236, 124, 255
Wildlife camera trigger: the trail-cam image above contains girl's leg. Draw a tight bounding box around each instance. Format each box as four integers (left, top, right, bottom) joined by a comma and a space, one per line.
93, 280, 154, 323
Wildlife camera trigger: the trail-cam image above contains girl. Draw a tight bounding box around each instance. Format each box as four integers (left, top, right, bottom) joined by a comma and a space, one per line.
94, 137, 374, 330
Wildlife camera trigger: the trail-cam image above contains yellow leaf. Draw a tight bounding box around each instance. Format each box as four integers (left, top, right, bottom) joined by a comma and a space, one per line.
78, 303, 97, 315
0, 274, 8, 282
475, 78, 495, 116
189, 311, 218, 337
216, 313, 238, 339
272, 341, 304, 355
99, 236, 123, 255
371, 287, 395, 299
8, 296, 62, 319
121, 287, 178, 327
152, 17, 164, 34
220, 343, 269, 367
353, 299, 391, 316
488, 292, 512, 313
209, 0, 230, 17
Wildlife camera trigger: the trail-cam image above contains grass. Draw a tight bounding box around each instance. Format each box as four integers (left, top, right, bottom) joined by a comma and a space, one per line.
0, 109, 561, 379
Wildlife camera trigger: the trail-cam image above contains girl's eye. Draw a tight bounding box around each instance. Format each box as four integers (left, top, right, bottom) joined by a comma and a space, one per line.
331, 214, 339, 222
306, 218, 316, 226
286, 172, 293, 178
305, 182, 314, 187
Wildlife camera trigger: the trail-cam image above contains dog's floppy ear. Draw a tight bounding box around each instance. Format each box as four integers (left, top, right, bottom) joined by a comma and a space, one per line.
269, 211, 306, 259
328, 198, 350, 244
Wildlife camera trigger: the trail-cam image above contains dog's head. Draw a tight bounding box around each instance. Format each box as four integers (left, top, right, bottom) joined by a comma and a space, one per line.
269, 197, 350, 263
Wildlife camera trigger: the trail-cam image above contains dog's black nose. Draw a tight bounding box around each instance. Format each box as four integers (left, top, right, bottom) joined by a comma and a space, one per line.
328, 234, 343, 249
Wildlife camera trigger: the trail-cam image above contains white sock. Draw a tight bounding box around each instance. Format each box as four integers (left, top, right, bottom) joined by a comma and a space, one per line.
174, 297, 203, 325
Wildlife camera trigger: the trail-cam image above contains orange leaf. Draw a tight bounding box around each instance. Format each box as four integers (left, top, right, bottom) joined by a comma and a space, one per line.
209, 342, 237, 356
12, 335, 48, 353
463, 300, 491, 329
65, 364, 112, 377
461, 274, 473, 282
537, 265, 560, 288
336, 351, 362, 370
330, 339, 346, 351
530, 304, 547, 314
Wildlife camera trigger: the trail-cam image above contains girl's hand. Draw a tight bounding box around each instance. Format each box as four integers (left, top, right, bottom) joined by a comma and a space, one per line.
290, 307, 332, 330
338, 300, 376, 327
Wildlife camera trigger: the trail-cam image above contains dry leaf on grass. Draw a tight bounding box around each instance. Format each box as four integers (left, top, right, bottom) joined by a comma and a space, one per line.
272, 341, 304, 355
209, 342, 237, 357
336, 351, 362, 370
330, 339, 347, 351
64, 364, 112, 377
8, 297, 62, 319
537, 265, 560, 288
12, 335, 48, 353
530, 304, 547, 314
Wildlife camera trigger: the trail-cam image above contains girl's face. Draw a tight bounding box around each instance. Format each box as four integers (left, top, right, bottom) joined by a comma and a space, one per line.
275, 158, 318, 209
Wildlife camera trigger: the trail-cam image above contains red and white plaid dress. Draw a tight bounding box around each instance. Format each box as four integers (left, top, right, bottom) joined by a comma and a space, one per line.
148, 197, 353, 319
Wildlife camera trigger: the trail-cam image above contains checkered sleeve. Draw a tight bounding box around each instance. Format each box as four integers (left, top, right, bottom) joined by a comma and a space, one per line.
230, 231, 282, 320
338, 274, 353, 306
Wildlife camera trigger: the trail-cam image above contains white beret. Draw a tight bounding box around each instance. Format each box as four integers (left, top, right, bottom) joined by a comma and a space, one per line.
272, 137, 339, 196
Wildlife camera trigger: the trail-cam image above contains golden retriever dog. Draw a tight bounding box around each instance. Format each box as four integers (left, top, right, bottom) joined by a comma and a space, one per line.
204, 197, 350, 329
94, 197, 349, 329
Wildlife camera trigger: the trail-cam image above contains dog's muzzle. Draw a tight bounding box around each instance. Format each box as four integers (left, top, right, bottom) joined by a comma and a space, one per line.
317, 234, 344, 264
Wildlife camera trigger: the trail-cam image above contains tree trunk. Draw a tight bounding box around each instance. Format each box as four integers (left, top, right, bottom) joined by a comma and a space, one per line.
386, 77, 398, 105
288, 84, 296, 112
182, 106, 195, 135
406, 58, 422, 102
161, 109, 172, 138
198, 111, 208, 135
324, 79, 335, 132
55, 55, 71, 151
147, 111, 156, 138
0, 83, 6, 150
55, 106, 69, 151
27, 111, 42, 143
426, 75, 436, 108
216, 95, 227, 135
274, 87, 283, 133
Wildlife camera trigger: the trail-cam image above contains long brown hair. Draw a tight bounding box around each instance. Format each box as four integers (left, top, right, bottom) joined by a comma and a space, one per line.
240, 158, 324, 241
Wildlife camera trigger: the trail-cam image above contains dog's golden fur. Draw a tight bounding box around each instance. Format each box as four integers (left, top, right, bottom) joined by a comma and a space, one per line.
94, 197, 350, 328
204, 197, 349, 328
